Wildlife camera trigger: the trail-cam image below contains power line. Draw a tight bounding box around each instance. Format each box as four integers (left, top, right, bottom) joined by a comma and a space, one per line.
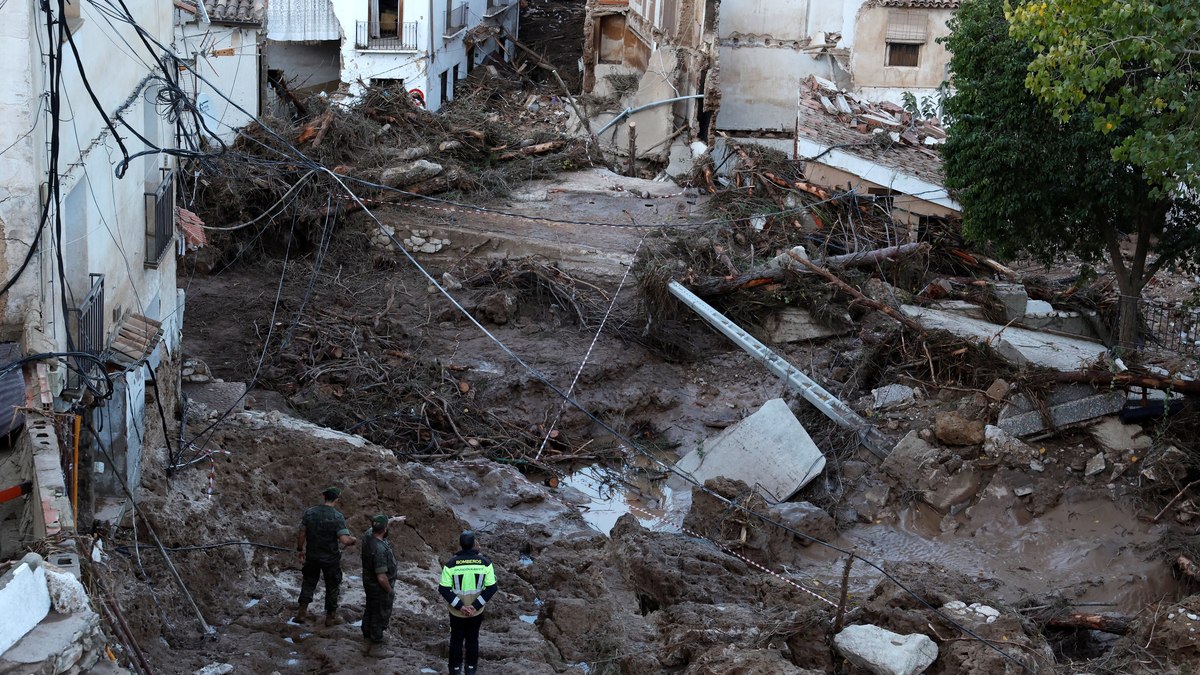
81, 6, 1036, 669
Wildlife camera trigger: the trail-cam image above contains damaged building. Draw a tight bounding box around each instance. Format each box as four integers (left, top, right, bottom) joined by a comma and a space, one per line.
582, 0, 958, 186
265, 0, 519, 110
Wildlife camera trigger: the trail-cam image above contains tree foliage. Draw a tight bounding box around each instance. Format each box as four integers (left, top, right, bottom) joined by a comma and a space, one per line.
942, 0, 1151, 265
1008, 1, 1200, 190
942, 0, 1199, 346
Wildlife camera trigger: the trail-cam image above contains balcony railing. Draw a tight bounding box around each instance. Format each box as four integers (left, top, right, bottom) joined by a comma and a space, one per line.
445, 3, 468, 36
484, 0, 513, 16
145, 169, 174, 268
355, 20, 419, 50
67, 274, 104, 391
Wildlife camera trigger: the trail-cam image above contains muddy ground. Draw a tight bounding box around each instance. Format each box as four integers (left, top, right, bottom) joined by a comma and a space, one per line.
85, 164, 1200, 674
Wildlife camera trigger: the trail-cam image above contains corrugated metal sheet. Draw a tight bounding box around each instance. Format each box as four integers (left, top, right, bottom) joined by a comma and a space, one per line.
0, 343, 27, 437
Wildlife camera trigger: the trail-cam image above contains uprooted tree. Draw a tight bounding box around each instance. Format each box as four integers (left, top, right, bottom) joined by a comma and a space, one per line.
941, 0, 1200, 348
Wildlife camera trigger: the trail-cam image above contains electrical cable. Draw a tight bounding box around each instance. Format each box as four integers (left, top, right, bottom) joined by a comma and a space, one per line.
87, 7, 1036, 668
117, 540, 292, 553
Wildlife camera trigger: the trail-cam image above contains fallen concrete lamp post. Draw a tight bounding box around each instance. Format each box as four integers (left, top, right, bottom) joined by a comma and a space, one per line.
667, 280, 891, 457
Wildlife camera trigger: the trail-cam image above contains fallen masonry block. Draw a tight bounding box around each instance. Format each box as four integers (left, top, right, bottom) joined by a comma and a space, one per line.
902, 304, 1107, 372
834, 624, 938, 675
758, 307, 846, 344
675, 398, 826, 502
997, 391, 1127, 437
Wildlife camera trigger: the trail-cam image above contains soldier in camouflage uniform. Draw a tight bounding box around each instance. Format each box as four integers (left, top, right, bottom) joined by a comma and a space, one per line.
295, 487, 357, 626
361, 514, 404, 657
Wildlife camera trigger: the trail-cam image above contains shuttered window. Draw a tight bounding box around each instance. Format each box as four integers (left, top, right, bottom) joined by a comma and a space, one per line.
885, 10, 927, 44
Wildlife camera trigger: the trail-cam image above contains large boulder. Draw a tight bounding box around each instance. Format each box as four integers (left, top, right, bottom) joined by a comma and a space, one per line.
834, 624, 938, 675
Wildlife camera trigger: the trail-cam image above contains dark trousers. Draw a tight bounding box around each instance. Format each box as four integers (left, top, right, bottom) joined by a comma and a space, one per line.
362, 588, 394, 644
449, 613, 484, 669
298, 559, 342, 612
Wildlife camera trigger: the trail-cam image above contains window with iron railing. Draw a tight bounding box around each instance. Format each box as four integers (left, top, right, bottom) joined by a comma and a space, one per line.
356, 19, 419, 50
445, 2, 468, 35
66, 274, 104, 392
145, 169, 174, 268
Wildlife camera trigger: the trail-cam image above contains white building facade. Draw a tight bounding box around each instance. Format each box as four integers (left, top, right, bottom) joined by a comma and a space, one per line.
0, 0, 182, 537
174, 0, 265, 142
267, 0, 519, 111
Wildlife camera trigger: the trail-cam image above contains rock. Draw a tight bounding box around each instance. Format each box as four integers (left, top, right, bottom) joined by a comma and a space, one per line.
1089, 417, 1151, 453
834, 624, 938, 675
880, 431, 938, 488
1084, 452, 1106, 477
1025, 299, 1054, 315
772, 501, 835, 546
863, 278, 911, 308
45, 568, 89, 613
477, 291, 517, 325
760, 307, 844, 343
438, 140, 463, 152
1029, 460, 1044, 472
935, 411, 985, 446
195, 665, 235, 675
925, 466, 983, 513
418, 242, 440, 254
380, 159, 443, 187
1014, 485, 1035, 497
872, 384, 915, 410
441, 272, 463, 290
393, 145, 431, 161
985, 378, 1010, 402
983, 425, 1036, 467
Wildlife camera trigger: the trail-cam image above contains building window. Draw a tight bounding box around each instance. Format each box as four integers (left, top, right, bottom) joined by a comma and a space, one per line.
886, 43, 920, 67
597, 14, 625, 64
885, 10, 926, 68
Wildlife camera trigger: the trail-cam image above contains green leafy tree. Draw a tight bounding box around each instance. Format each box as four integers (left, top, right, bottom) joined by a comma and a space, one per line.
1008, 0, 1200, 191
941, 0, 1199, 348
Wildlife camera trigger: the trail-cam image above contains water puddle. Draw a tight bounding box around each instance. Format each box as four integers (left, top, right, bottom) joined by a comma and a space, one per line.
519, 614, 538, 624
557, 462, 691, 535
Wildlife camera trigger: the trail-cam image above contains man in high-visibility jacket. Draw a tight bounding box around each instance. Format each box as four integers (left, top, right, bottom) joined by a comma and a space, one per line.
438, 530, 497, 675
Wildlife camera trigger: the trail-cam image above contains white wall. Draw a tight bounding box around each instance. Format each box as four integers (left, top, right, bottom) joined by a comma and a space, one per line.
0, 560, 50, 655
176, 22, 261, 142
330, 0, 517, 110
0, 0, 179, 375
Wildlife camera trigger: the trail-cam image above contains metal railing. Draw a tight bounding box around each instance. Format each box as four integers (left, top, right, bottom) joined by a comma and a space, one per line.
67, 274, 104, 391
1133, 299, 1200, 356
445, 3, 468, 35
145, 169, 174, 268
355, 20, 420, 50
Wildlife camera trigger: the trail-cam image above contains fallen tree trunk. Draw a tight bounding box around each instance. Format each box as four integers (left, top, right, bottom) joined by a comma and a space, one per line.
788, 252, 926, 333
496, 140, 566, 161
1037, 611, 1132, 635
686, 243, 928, 298
1050, 370, 1200, 397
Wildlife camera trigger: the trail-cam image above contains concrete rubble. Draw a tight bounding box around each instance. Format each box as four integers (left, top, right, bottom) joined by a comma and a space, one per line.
901, 304, 1107, 371
833, 624, 938, 675
998, 385, 1127, 437
676, 398, 826, 502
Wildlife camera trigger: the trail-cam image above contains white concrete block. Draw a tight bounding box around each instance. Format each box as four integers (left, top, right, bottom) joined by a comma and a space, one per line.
0, 558, 51, 655
901, 305, 1106, 372
676, 398, 825, 502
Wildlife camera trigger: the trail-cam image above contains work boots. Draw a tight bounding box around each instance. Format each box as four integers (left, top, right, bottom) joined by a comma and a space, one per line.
448, 667, 461, 675
365, 642, 395, 658
324, 613, 344, 627
465, 667, 477, 675
292, 603, 310, 624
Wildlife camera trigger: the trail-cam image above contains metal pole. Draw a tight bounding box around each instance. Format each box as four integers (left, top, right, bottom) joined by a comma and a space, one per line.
595, 94, 706, 137
667, 281, 891, 457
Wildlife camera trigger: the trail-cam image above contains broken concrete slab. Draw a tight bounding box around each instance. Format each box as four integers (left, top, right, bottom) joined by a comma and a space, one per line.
380, 159, 443, 187
772, 501, 836, 546
997, 391, 1127, 437
880, 431, 938, 487
758, 307, 844, 344
1088, 417, 1151, 454
834, 624, 938, 675
925, 466, 983, 513
676, 399, 826, 502
901, 305, 1107, 372
1084, 453, 1107, 477
872, 384, 915, 410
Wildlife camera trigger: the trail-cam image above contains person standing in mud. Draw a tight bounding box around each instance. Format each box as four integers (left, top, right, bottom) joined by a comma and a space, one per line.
360, 514, 405, 657
294, 487, 356, 626
438, 530, 498, 675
